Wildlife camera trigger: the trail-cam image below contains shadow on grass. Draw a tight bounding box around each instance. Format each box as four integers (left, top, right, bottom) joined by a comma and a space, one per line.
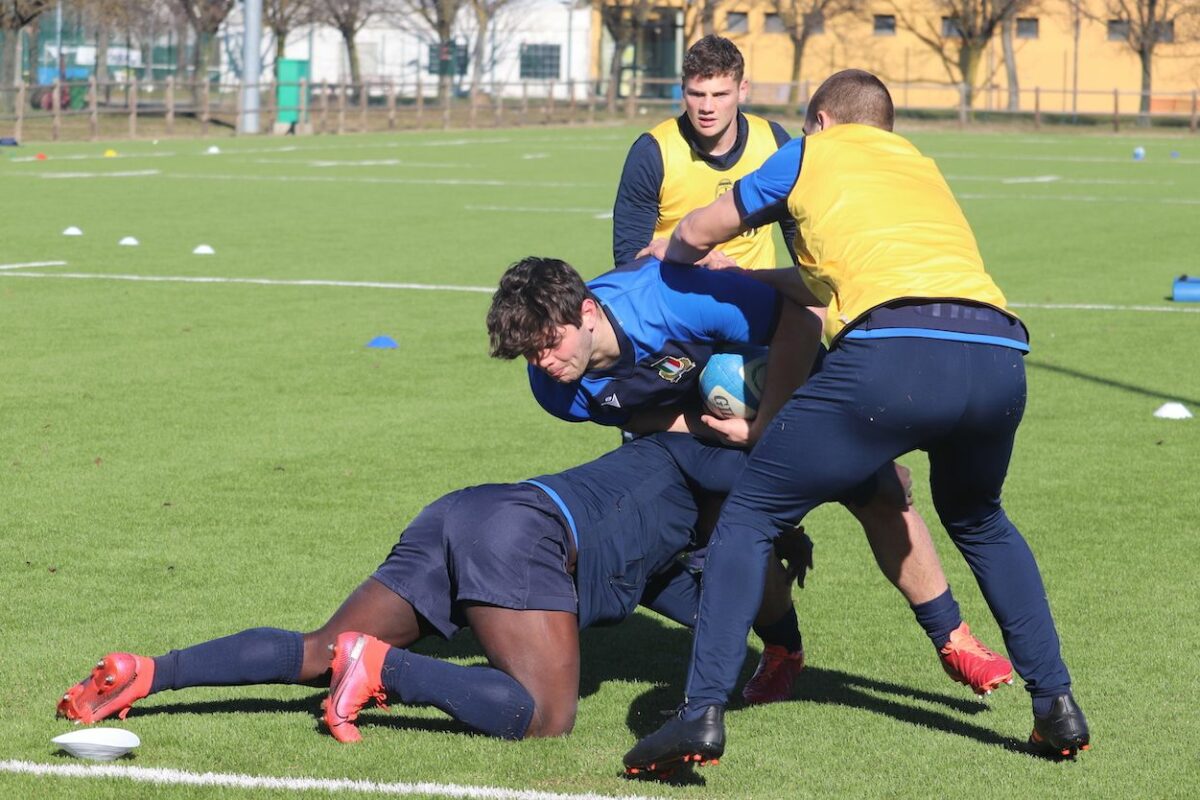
1027, 358, 1200, 408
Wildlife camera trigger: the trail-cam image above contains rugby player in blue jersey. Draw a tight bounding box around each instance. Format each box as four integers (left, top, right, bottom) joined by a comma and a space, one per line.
486, 256, 1013, 709
57, 434, 778, 744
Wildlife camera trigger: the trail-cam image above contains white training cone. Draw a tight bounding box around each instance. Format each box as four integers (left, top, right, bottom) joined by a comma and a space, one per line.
1154, 402, 1193, 419
118, 236, 139, 246
62, 226, 83, 236
192, 244, 215, 255
205, 145, 221, 155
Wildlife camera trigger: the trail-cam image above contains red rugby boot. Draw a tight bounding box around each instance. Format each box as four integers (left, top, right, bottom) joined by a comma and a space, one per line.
324, 632, 389, 743
57, 653, 154, 723
939, 623, 1014, 696
741, 645, 805, 705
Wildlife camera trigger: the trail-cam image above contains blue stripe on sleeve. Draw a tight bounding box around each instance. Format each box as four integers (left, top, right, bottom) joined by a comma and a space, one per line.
734, 136, 805, 225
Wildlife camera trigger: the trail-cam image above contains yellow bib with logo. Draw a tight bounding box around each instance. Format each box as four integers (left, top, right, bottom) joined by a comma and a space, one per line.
650, 113, 781, 269
788, 124, 1012, 341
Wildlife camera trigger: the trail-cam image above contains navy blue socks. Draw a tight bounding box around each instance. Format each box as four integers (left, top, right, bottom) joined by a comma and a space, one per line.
752, 605, 803, 654
150, 627, 304, 693
381, 648, 534, 740
910, 588, 963, 650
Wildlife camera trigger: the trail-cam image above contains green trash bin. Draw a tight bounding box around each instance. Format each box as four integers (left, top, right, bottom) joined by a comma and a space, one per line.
276, 59, 310, 125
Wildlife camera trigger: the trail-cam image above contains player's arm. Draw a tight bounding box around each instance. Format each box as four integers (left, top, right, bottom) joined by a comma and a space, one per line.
622, 407, 723, 438
612, 135, 664, 266
664, 138, 804, 264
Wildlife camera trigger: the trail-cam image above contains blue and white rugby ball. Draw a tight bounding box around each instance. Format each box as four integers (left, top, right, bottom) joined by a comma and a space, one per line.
699, 346, 768, 420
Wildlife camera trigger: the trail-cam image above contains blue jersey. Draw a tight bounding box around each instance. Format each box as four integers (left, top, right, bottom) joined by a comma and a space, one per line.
529, 433, 747, 629
529, 258, 781, 426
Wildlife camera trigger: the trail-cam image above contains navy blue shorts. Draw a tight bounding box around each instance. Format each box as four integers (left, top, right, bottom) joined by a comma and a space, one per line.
371, 483, 577, 638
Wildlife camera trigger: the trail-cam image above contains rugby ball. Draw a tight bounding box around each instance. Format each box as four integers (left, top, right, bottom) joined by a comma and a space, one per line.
699, 346, 768, 420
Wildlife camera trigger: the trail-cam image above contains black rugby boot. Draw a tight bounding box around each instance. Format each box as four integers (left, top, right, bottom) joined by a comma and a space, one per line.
623, 705, 725, 778
1030, 694, 1091, 757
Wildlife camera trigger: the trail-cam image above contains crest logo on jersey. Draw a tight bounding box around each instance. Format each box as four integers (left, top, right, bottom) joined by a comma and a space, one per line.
651, 355, 696, 383
602, 393, 622, 409
715, 179, 733, 199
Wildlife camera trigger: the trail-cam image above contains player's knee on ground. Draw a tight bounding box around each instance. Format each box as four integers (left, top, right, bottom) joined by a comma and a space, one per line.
524, 695, 577, 738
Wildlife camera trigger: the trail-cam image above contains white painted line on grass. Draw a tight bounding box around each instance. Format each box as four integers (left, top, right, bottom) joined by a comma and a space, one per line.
957, 192, 1200, 205
0, 271, 495, 293
1000, 175, 1061, 184
248, 159, 473, 169
0, 760, 669, 800
945, 174, 1172, 187
40, 169, 162, 179
6, 271, 1195, 313
466, 204, 610, 214
1010, 301, 1200, 314
165, 173, 605, 189
0, 260, 66, 270
8, 151, 177, 163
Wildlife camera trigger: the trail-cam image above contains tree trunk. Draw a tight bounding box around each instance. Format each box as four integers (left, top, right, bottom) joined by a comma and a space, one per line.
1138, 45, 1153, 118
340, 26, 360, 87
1001, 10, 1019, 111
700, 1, 715, 36
787, 32, 807, 106
957, 43, 984, 110
0, 28, 20, 113
175, 14, 189, 80
605, 31, 624, 112
26, 16, 40, 84
273, 25, 287, 75
95, 23, 110, 88
469, 5, 489, 100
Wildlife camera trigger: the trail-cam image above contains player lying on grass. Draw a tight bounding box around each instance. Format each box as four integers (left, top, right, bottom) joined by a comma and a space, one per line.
487, 255, 1014, 706
57, 433, 810, 743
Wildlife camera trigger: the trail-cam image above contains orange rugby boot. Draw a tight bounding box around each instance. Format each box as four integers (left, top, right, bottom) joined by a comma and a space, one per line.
57, 653, 154, 723
741, 645, 805, 705
324, 632, 390, 743
939, 623, 1014, 696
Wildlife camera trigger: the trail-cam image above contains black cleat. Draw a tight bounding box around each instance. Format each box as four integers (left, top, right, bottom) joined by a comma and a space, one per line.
1030, 694, 1091, 757
623, 705, 725, 778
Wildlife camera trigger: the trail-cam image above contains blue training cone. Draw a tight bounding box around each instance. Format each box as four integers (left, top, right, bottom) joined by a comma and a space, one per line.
366, 335, 399, 349
1172, 275, 1200, 302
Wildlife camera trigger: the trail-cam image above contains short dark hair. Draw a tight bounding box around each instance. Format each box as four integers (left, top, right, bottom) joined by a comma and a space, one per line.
487, 257, 594, 360
682, 35, 744, 84
805, 69, 895, 131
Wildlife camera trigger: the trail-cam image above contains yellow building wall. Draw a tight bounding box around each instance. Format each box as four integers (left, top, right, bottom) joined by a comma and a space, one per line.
594, 1, 1200, 115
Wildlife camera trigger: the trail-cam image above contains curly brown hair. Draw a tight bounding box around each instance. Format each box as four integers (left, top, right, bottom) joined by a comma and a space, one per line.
487, 257, 596, 360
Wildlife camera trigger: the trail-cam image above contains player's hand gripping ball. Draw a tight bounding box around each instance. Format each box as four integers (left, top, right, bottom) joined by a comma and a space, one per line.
699, 346, 768, 420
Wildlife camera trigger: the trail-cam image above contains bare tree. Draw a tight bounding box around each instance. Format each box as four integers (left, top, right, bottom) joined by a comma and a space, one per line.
390, 0, 467, 103
890, 0, 1022, 109
466, 0, 522, 99
173, 0, 235, 87
775, 0, 864, 105
265, 0, 317, 70
1101, 0, 1200, 116
594, 0, 654, 112
1, 0, 51, 108
317, 0, 387, 87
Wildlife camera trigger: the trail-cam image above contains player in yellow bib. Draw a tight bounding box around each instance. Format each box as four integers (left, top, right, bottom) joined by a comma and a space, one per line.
612, 35, 795, 270
626, 70, 1089, 775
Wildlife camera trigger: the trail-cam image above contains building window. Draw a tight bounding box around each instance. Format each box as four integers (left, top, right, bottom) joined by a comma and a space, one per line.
519, 43, 561, 80
874, 14, 896, 35
1107, 19, 1130, 41
726, 12, 749, 33
1016, 17, 1039, 38
941, 16, 963, 37
427, 41, 468, 76
764, 12, 786, 33
807, 10, 825, 33
1156, 20, 1175, 42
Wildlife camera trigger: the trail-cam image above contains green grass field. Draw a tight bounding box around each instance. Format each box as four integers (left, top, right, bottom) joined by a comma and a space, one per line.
2, 124, 1198, 799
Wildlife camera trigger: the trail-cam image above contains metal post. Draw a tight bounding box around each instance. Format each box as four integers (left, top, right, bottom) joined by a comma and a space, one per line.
15, 81, 25, 141
201, 80, 210, 137
235, 80, 244, 135
88, 76, 98, 140
299, 77, 308, 130
128, 74, 137, 138
493, 80, 502, 126
387, 78, 396, 129
1113, 88, 1119, 132
359, 81, 368, 132
337, 82, 346, 134
51, 78, 62, 141
1034, 87, 1041, 129
318, 83, 329, 133
545, 79, 554, 121
165, 76, 175, 135
241, 0, 263, 133
1190, 90, 1198, 134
